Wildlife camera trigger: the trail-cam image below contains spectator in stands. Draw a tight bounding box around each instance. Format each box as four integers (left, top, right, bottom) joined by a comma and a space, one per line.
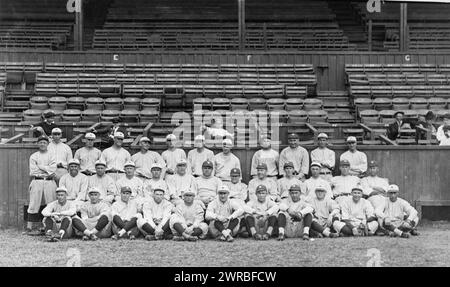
340, 136, 367, 177
213, 138, 241, 182
187, 135, 214, 177
310, 133, 335, 173
47, 128, 73, 184
90, 117, 127, 149
132, 137, 166, 182
415, 111, 436, 142
436, 113, 450, 146
162, 134, 187, 178
100, 132, 131, 181
31, 110, 58, 138
387, 111, 412, 141
360, 160, 389, 211
250, 137, 279, 178
279, 133, 309, 180
74, 133, 101, 176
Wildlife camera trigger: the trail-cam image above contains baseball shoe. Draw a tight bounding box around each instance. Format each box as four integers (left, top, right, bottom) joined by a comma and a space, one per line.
49, 233, 63, 242
302, 233, 310, 241
155, 234, 164, 240
376, 229, 387, 236
172, 235, 184, 241
277, 233, 285, 241
226, 234, 234, 242
39, 227, 46, 235
198, 234, 207, 240
315, 233, 324, 239
165, 234, 174, 240
90, 234, 99, 241
388, 231, 396, 237
239, 231, 249, 238
111, 235, 119, 240
253, 233, 263, 240
329, 232, 339, 238
261, 233, 270, 240
145, 235, 156, 241
411, 229, 420, 236
129, 235, 136, 240
82, 235, 90, 241
187, 235, 198, 242
339, 232, 346, 237
218, 235, 227, 242
26, 229, 42, 236
400, 232, 410, 239
45, 230, 53, 238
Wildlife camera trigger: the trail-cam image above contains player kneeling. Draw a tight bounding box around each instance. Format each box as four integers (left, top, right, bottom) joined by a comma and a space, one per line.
245, 185, 279, 240
205, 185, 244, 242
137, 188, 173, 241
306, 185, 340, 239
72, 187, 112, 240
376, 184, 419, 238
170, 190, 208, 241
277, 184, 314, 241
333, 186, 378, 237
41, 187, 77, 242
111, 186, 141, 240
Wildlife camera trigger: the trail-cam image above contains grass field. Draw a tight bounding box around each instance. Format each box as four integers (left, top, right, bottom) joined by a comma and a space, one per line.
1, 221, 449, 267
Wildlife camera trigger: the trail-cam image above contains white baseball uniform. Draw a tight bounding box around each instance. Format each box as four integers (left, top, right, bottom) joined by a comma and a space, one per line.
248, 177, 278, 202
192, 175, 222, 205
187, 148, 215, 176
213, 152, 241, 182
340, 150, 368, 176
28, 150, 57, 214
279, 146, 309, 177
251, 149, 279, 177
74, 146, 101, 174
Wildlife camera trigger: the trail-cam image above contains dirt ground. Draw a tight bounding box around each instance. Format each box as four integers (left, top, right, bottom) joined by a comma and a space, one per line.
0, 220, 449, 267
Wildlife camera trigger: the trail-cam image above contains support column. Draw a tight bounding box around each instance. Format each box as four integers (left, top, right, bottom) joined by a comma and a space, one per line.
368, 19, 373, 52
399, 3, 408, 52
238, 0, 245, 51
73, 0, 84, 51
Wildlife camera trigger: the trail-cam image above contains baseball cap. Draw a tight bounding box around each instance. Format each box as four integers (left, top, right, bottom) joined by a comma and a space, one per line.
139, 136, 151, 143
387, 184, 399, 193
177, 159, 187, 166
124, 161, 135, 168
183, 189, 196, 196
368, 160, 378, 168
311, 162, 322, 168
114, 132, 124, 139
56, 187, 68, 194
37, 136, 49, 143
166, 134, 177, 141
88, 187, 100, 194
51, 128, 62, 134
218, 185, 230, 193
230, 168, 241, 176
43, 110, 56, 118
121, 186, 132, 194
95, 159, 106, 167
352, 186, 363, 192
315, 184, 327, 192
153, 187, 166, 194
202, 160, 214, 168
68, 159, 80, 166
346, 136, 357, 143
289, 184, 302, 192
194, 135, 205, 141
151, 163, 163, 170
283, 161, 294, 169
288, 133, 299, 140
256, 163, 268, 170
340, 159, 350, 166
317, 133, 328, 139
256, 185, 267, 193
222, 138, 233, 147
85, 132, 96, 140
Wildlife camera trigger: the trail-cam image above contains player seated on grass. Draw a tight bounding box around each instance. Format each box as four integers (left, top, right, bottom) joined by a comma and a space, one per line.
137, 188, 173, 241
72, 187, 112, 241
306, 185, 340, 239
205, 185, 244, 242
245, 185, 279, 240
192, 160, 222, 207
277, 184, 314, 241
111, 186, 141, 240
41, 187, 77, 242
333, 186, 378, 237
375, 184, 419, 238
170, 190, 208, 242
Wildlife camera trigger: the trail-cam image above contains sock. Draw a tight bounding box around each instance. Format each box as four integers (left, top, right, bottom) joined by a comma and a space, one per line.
279, 227, 285, 234
303, 227, 310, 235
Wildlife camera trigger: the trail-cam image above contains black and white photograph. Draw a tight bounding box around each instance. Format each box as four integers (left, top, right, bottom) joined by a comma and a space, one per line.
0, 0, 449, 272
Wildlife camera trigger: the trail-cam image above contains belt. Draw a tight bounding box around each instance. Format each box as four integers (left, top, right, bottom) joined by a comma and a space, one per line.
81, 171, 96, 176
335, 193, 350, 198
106, 170, 125, 174
33, 176, 52, 180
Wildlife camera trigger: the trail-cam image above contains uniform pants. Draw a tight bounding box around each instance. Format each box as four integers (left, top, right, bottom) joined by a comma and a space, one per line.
208, 218, 240, 238
139, 221, 172, 237
169, 214, 209, 237
43, 216, 73, 238
72, 215, 111, 238
278, 213, 312, 238
112, 215, 140, 237
245, 215, 277, 234
173, 223, 204, 237
28, 179, 57, 216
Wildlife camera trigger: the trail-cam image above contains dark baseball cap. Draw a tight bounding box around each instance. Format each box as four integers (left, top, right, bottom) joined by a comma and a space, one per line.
230, 168, 241, 176
256, 163, 268, 170
202, 160, 214, 168
288, 133, 299, 140
256, 185, 267, 193
368, 160, 378, 167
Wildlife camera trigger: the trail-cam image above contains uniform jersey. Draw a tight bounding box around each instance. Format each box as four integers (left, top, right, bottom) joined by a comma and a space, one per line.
166, 173, 195, 199
339, 197, 374, 226
375, 197, 418, 222
41, 200, 77, 217
245, 199, 279, 216
144, 178, 169, 200
304, 177, 333, 199
192, 175, 222, 204
310, 147, 335, 170
279, 197, 313, 216
277, 176, 306, 200
279, 146, 309, 176
331, 175, 361, 197
74, 147, 101, 173
59, 172, 89, 201
306, 196, 340, 225
141, 197, 173, 227
187, 148, 215, 176
248, 177, 278, 202
101, 146, 131, 172
340, 150, 368, 175
48, 141, 73, 168
87, 174, 117, 204
172, 201, 205, 226
115, 176, 144, 199
111, 199, 141, 221
251, 149, 279, 177
161, 148, 186, 172
79, 201, 111, 219
132, 150, 165, 179
205, 198, 244, 220
225, 181, 248, 202
360, 176, 389, 197
29, 150, 57, 177
213, 152, 241, 181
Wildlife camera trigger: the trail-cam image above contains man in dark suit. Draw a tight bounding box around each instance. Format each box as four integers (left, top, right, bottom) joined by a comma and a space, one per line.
387, 111, 414, 140
31, 110, 58, 138
89, 117, 128, 149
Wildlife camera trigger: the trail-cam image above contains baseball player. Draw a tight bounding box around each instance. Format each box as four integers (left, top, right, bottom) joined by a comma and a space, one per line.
74, 133, 101, 176
170, 190, 208, 241
333, 186, 378, 237
277, 184, 314, 241
87, 160, 116, 204
205, 185, 244, 242
250, 137, 279, 178
375, 184, 419, 238
143, 163, 169, 200
245, 185, 279, 240
306, 185, 340, 238
330, 159, 361, 205
137, 188, 174, 240
72, 187, 112, 240
319, 166, 333, 183
41, 187, 77, 242
161, 134, 187, 178
279, 133, 309, 180
58, 159, 89, 206
187, 135, 215, 177
166, 159, 195, 205
360, 160, 389, 211
114, 161, 144, 202
310, 133, 335, 172
111, 186, 141, 240
225, 168, 248, 203
276, 161, 306, 201
192, 160, 222, 206
248, 163, 278, 202
26, 136, 57, 235
132, 136, 166, 182
100, 132, 131, 181
304, 162, 333, 199
47, 128, 73, 184
340, 136, 368, 177
31, 110, 57, 137
213, 138, 241, 182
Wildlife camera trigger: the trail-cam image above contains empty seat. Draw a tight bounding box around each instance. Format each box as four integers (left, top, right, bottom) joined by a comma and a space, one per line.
230, 98, 248, 111
359, 109, 379, 124
248, 98, 266, 110
30, 96, 49, 110
267, 98, 285, 111
141, 98, 161, 110
101, 109, 120, 121
23, 109, 42, 122
139, 109, 159, 122
307, 110, 328, 124
402, 110, 418, 119
86, 97, 104, 110
428, 97, 447, 109
288, 110, 308, 124
270, 110, 288, 123
123, 97, 141, 110
212, 98, 230, 110
48, 96, 67, 111
82, 109, 101, 122
62, 109, 81, 122
104, 98, 123, 110
120, 109, 139, 123
379, 110, 396, 123
193, 98, 211, 110
354, 98, 373, 111
410, 97, 428, 109
285, 98, 303, 111
67, 97, 85, 110
303, 99, 322, 111
392, 97, 410, 110
373, 98, 392, 111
